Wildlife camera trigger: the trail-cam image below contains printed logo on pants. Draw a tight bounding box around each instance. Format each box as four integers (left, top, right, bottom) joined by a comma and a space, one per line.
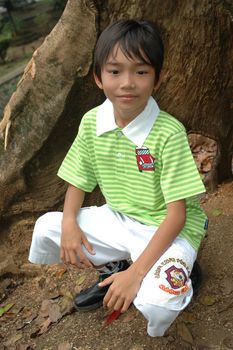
165, 265, 187, 289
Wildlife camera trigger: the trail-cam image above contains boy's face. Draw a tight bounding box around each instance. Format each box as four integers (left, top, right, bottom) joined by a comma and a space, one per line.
94, 45, 157, 127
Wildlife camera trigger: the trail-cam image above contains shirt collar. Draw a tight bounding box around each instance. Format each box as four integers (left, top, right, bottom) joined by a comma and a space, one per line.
96, 96, 160, 147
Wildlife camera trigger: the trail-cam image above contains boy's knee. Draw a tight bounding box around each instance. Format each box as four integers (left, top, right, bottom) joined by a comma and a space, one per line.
34, 213, 48, 229
29, 212, 62, 264
137, 303, 180, 337
34, 212, 61, 237
32, 212, 62, 250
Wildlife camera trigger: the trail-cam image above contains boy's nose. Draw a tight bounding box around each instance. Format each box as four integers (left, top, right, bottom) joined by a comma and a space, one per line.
121, 73, 135, 89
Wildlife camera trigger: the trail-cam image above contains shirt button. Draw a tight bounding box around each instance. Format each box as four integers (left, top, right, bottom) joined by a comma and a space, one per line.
117, 131, 122, 138
117, 152, 122, 157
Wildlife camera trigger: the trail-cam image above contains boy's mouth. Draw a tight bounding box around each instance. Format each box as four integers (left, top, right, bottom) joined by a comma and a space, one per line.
117, 95, 137, 101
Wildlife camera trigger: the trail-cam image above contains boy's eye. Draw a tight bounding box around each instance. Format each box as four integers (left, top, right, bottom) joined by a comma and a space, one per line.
109, 70, 119, 75
137, 70, 148, 75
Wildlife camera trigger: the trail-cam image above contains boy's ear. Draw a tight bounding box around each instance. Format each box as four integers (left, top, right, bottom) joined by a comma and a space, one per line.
154, 70, 164, 92
93, 73, 103, 90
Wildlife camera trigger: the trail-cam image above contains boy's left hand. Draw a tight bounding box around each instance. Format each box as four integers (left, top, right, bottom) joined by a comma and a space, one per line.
99, 268, 142, 313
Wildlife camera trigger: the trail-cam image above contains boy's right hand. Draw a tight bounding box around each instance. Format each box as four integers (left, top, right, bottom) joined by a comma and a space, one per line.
60, 220, 95, 268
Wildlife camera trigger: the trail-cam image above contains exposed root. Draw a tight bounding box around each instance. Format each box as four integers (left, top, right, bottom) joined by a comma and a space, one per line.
0, 103, 12, 149
4, 120, 11, 150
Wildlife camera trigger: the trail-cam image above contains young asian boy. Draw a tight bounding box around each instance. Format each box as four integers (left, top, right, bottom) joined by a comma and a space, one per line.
29, 19, 207, 337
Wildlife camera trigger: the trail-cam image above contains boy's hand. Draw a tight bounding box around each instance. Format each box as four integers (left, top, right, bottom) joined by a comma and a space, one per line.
60, 221, 95, 268
99, 268, 142, 313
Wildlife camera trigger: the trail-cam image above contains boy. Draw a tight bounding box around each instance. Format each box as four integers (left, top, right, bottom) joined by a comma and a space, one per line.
29, 19, 207, 337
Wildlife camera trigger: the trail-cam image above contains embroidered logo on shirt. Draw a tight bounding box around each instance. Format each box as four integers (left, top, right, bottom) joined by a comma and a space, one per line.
135, 147, 155, 172
165, 265, 187, 289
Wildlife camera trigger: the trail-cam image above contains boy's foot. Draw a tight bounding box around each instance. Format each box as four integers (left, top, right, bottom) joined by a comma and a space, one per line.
190, 260, 202, 295
74, 260, 130, 312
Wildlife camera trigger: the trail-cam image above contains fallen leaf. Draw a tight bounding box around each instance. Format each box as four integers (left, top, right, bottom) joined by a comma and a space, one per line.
57, 342, 72, 350
60, 297, 74, 316
45, 264, 68, 280
76, 275, 86, 286
180, 311, 196, 324
47, 303, 62, 323
199, 295, 216, 306
38, 317, 52, 335
39, 299, 62, 322
55, 266, 67, 278
22, 307, 35, 319
45, 289, 61, 299
73, 285, 81, 295
4, 311, 17, 318
211, 209, 223, 217
46, 264, 61, 274
10, 305, 24, 315
0, 303, 14, 317
31, 296, 72, 338
39, 299, 53, 318
177, 322, 194, 345
102, 309, 121, 329
59, 287, 74, 300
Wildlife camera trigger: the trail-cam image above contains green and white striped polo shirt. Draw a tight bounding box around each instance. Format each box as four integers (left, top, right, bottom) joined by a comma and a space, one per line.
58, 97, 207, 250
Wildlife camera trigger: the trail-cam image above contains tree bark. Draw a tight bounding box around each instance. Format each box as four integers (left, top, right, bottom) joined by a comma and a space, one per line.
0, 0, 232, 229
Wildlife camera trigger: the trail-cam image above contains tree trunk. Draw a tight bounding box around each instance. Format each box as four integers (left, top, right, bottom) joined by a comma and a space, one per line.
0, 0, 232, 232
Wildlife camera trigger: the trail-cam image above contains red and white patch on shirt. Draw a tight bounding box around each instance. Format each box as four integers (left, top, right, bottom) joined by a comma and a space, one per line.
135, 147, 155, 172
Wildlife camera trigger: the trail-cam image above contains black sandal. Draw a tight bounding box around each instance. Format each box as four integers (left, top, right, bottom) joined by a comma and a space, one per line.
190, 260, 202, 295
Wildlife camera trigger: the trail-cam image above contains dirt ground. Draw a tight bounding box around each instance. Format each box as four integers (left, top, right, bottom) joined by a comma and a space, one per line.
0, 180, 233, 350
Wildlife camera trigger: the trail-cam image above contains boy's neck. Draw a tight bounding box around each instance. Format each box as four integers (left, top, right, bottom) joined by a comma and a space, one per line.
113, 101, 148, 128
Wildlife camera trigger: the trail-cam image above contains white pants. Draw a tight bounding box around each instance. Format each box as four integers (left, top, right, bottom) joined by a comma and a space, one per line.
29, 205, 197, 337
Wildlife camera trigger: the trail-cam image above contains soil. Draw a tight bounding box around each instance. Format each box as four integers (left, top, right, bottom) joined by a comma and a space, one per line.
0, 180, 232, 350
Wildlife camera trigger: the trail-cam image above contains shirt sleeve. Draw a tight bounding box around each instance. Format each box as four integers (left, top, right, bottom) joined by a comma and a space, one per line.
161, 131, 206, 203
57, 120, 97, 192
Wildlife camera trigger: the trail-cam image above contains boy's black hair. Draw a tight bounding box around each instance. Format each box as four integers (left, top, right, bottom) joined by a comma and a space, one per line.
93, 19, 164, 83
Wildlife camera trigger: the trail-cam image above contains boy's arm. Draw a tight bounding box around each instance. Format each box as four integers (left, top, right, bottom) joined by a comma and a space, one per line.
61, 184, 95, 268
130, 199, 186, 277
100, 199, 186, 312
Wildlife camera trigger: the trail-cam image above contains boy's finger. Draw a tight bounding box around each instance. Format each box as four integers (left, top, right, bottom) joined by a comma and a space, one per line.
78, 250, 93, 268
121, 299, 131, 313
113, 298, 124, 312
64, 250, 70, 264
99, 275, 113, 287
107, 295, 119, 310
103, 289, 112, 306
69, 250, 79, 266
